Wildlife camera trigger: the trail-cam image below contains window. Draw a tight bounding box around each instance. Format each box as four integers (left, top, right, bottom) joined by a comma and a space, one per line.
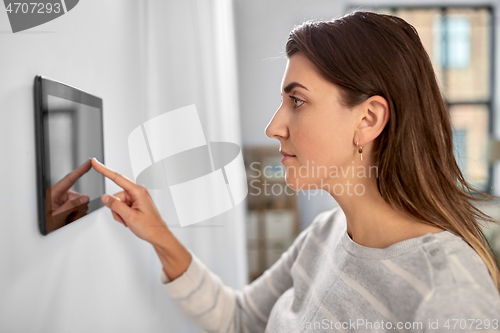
434, 16, 471, 68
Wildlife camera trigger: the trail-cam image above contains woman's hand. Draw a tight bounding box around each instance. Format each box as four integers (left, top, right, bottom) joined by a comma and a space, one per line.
91, 158, 168, 245
91, 158, 192, 280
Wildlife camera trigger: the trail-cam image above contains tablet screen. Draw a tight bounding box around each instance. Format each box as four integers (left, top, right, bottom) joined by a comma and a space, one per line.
35, 76, 105, 235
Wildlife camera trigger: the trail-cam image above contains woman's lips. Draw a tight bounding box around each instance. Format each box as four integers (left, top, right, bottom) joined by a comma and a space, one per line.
281, 155, 296, 163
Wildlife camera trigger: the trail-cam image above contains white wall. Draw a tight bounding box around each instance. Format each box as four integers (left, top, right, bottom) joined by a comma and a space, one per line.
142, 0, 248, 293
0, 1, 206, 332
234, 0, 500, 228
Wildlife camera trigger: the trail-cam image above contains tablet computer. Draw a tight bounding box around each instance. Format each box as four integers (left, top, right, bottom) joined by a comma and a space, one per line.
34, 76, 105, 235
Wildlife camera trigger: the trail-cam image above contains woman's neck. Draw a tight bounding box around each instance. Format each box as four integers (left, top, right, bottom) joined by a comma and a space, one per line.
327, 176, 444, 249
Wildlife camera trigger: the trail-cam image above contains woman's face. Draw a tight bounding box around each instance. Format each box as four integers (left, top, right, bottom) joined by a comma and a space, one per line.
265, 52, 359, 191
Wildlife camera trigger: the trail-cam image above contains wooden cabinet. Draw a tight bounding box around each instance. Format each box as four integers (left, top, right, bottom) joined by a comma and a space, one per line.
243, 146, 300, 281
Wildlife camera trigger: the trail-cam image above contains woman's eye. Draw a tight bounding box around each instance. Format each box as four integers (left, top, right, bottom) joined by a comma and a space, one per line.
289, 96, 304, 108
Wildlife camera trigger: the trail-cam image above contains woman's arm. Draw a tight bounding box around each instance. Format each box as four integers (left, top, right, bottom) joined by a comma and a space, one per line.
150, 226, 193, 281
155, 221, 313, 333
90, 158, 308, 332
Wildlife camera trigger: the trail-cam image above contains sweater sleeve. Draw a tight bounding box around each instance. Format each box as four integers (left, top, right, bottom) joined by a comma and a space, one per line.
412, 284, 500, 333
158, 217, 318, 333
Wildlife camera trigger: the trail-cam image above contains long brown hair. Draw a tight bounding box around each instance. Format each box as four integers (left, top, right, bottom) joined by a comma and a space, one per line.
285, 11, 500, 291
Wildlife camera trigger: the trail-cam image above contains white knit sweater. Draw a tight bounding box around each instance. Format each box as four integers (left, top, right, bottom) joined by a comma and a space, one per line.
159, 207, 500, 332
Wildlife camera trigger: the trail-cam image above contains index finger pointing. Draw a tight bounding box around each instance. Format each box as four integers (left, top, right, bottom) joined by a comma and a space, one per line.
91, 158, 138, 192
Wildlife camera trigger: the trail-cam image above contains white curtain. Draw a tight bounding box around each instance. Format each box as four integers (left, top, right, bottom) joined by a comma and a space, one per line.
141, 1, 248, 331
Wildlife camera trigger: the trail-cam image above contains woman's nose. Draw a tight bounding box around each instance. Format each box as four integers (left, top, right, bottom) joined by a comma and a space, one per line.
265, 107, 289, 140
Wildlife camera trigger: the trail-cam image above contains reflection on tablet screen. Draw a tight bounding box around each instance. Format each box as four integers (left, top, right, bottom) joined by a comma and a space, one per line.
34, 76, 105, 235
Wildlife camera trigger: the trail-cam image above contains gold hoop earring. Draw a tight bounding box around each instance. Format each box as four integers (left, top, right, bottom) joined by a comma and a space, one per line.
356, 141, 363, 161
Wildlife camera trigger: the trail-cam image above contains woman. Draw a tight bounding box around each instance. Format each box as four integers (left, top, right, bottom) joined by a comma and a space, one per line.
92, 11, 500, 332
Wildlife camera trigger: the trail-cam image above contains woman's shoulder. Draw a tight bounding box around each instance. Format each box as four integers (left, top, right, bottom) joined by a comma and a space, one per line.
301, 208, 499, 295
427, 231, 498, 293
413, 282, 500, 326
393, 230, 500, 320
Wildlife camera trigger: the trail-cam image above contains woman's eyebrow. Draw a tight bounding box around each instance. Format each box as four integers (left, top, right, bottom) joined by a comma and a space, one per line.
283, 82, 309, 94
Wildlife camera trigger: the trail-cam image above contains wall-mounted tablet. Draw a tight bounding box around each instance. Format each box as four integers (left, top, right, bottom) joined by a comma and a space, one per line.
34, 76, 105, 235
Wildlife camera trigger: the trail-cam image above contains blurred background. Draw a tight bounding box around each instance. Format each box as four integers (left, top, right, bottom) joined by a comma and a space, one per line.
1, 0, 499, 332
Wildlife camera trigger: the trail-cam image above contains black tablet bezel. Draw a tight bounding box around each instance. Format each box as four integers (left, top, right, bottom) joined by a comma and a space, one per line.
34, 75, 105, 235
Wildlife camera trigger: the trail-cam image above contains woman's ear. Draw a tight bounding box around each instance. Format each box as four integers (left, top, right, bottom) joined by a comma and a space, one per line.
354, 95, 390, 145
